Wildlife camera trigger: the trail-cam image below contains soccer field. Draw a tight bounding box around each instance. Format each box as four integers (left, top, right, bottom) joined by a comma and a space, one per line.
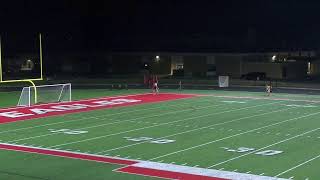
0, 89, 320, 180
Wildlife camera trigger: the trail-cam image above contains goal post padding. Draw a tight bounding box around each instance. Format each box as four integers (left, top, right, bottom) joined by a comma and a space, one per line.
17, 83, 71, 107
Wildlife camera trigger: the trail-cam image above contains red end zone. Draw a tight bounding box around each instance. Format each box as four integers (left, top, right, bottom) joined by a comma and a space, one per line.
0, 93, 195, 124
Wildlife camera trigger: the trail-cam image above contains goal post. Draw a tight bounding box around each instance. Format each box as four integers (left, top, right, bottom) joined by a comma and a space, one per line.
17, 83, 72, 107
0, 33, 44, 104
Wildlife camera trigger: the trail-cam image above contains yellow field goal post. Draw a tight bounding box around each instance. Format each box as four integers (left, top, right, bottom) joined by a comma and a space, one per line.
0, 33, 43, 104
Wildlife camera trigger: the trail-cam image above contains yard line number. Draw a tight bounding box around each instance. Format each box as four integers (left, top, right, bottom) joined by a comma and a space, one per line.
222, 147, 283, 156
48, 129, 88, 135
124, 137, 176, 144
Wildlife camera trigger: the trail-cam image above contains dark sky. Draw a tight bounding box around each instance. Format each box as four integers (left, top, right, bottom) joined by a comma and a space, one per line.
1, 0, 320, 53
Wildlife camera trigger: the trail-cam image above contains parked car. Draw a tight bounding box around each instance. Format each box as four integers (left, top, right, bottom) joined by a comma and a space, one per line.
241, 72, 266, 80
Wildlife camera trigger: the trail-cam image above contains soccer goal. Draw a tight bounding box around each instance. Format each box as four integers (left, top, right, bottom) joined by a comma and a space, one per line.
17, 83, 72, 107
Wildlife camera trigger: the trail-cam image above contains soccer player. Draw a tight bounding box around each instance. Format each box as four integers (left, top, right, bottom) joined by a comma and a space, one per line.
266, 83, 271, 96
153, 81, 159, 94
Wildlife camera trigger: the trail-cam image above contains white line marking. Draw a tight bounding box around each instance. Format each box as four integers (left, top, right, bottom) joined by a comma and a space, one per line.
149, 111, 320, 161
0, 97, 206, 135
207, 128, 320, 168
97, 104, 302, 154
275, 153, 320, 177
221, 101, 247, 104
8, 103, 222, 143
285, 104, 316, 108
46, 101, 277, 148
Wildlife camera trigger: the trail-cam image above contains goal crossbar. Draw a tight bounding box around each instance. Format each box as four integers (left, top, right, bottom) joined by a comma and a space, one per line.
17, 83, 72, 107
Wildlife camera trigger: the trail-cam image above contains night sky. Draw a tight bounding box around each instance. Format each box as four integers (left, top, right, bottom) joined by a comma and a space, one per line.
1, 0, 320, 53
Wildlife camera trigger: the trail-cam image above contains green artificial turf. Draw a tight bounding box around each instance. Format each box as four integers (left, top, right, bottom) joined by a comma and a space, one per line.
0, 88, 320, 179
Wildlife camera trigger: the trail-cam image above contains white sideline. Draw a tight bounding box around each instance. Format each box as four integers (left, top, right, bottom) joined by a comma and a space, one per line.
149, 110, 320, 161
131, 161, 289, 180
207, 128, 320, 168
46, 101, 278, 148
196, 94, 320, 103
0, 142, 288, 180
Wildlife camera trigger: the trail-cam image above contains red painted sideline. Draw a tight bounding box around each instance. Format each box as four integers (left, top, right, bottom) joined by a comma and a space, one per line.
0, 93, 195, 124
0, 143, 229, 180
117, 166, 229, 180
0, 143, 137, 165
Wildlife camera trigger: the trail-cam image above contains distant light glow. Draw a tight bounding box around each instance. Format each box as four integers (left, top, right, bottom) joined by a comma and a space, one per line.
155, 55, 160, 62
272, 55, 276, 61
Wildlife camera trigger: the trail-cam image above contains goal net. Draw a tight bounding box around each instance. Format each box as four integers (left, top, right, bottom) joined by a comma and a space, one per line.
218, 76, 229, 87
17, 83, 72, 107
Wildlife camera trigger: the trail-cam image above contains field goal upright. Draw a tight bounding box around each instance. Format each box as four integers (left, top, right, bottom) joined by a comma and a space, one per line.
0, 33, 44, 105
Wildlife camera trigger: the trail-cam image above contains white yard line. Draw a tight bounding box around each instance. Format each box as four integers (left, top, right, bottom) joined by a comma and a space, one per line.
148, 111, 320, 161
205, 94, 320, 104
8, 103, 223, 143
45, 102, 278, 148
0, 97, 204, 134
207, 128, 320, 168
275, 154, 320, 177
97, 104, 297, 154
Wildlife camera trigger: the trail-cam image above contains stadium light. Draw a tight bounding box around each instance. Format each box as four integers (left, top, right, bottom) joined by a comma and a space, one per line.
155, 55, 160, 62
